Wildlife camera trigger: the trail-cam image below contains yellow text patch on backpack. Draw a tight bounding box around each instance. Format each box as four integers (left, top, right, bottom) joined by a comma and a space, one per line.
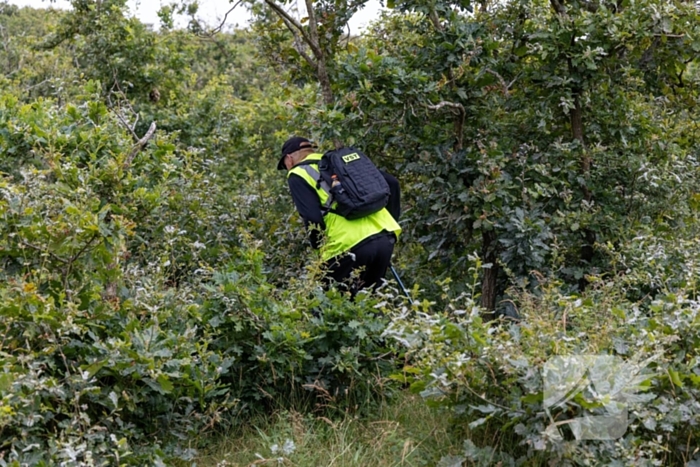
342, 153, 360, 164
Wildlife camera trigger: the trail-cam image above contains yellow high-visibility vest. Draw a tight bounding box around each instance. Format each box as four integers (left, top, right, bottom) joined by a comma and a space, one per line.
288, 153, 401, 261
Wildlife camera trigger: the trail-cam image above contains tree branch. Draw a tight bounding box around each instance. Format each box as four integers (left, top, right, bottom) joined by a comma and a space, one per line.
263, 0, 319, 56
263, 0, 336, 135
68, 232, 100, 265
209, 0, 244, 35
279, 15, 317, 68
20, 240, 68, 264
428, 9, 443, 31
108, 77, 141, 142
25, 79, 52, 92
62, 232, 101, 299
484, 68, 514, 95
427, 101, 465, 112
108, 97, 140, 142
304, 0, 323, 58
581, 0, 599, 13
428, 102, 465, 151
191, 0, 246, 39
124, 121, 157, 169
550, 0, 565, 15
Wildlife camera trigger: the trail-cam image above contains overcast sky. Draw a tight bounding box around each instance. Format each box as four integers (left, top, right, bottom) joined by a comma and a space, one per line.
7, 0, 383, 32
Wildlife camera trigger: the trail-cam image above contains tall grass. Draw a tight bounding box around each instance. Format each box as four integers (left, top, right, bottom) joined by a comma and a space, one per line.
194, 392, 462, 467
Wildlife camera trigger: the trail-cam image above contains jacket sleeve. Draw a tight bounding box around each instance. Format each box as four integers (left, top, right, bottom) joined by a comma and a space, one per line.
380, 170, 401, 222
287, 173, 326, 249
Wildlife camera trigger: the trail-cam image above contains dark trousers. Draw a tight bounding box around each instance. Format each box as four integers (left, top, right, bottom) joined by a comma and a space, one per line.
324, 232, 396, 296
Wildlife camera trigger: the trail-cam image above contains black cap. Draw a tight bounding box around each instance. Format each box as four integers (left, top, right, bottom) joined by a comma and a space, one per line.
277, 136, 317, 170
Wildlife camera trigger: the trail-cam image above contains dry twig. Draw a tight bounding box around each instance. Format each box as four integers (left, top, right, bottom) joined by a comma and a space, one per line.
124, 121, 157, 169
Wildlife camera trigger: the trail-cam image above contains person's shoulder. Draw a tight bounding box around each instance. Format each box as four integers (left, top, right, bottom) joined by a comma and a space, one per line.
287, 170, 305, 181
287, 172, 312, 189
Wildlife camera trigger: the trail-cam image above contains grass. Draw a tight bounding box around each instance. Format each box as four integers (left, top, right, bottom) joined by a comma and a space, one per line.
193, 391, 464, 467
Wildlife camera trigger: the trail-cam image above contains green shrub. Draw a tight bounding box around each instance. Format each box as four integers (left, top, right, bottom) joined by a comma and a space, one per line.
0, 93, 400, 464
201, 247, 399, 412
387, 257, 700, 466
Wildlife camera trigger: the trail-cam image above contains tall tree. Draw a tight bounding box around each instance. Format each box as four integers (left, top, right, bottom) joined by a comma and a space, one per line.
327, 0, 700, 311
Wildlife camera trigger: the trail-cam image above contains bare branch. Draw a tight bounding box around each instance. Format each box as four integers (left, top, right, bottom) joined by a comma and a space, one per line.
295, 45, 317, 69
506, 73, 521, 91
264, 0, 335, 125
108, 77, 141, 142
62, 232, 102, 299
427, 101, 465, 112
428, 101, 465, 151
429, 10, 443, 31
25, 79, 52, 91
194, 0, 245, 38
210, 0, 244, 35
485, 68, 508, 92
109, 99, 140, 142
362, 119, 395, 137
124, 121, 157, 169
484, 68, 519, 95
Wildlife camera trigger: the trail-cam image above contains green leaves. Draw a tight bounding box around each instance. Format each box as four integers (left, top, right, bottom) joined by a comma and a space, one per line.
390, 271, 700, 465
2, 1, 700, 464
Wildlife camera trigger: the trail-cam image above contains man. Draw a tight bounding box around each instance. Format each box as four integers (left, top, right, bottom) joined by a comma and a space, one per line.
278, 136, 402, 295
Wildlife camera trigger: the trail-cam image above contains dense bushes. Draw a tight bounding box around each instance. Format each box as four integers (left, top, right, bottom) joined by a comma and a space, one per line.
387, 258, 700, 465
0, 245, 397, 465
2, 1, 700, 465
0, 92, 399, 464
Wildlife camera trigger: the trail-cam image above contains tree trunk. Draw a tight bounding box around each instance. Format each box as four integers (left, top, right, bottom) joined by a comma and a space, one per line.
453, 108, 465, 152
481, 230, 499, 319
556, 0, 597, 289
571, 87, 596, 291
315, 53, 341, 149
303, 0, 334, 108
316, 55, 334, 108
570, 93, 591, 200
263, 0, 340, 147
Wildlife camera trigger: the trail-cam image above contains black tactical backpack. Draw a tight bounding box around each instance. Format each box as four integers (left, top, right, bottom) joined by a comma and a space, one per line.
298, 147, 390, 220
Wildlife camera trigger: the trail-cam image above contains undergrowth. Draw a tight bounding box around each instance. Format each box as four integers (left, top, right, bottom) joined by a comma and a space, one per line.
193, 392, 462, 467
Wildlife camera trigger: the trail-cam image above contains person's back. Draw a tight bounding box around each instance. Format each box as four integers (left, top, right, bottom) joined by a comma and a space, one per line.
278, 137, 401, 294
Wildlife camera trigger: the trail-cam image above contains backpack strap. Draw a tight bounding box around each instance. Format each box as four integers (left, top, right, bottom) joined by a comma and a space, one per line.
295, 161, 334, 216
